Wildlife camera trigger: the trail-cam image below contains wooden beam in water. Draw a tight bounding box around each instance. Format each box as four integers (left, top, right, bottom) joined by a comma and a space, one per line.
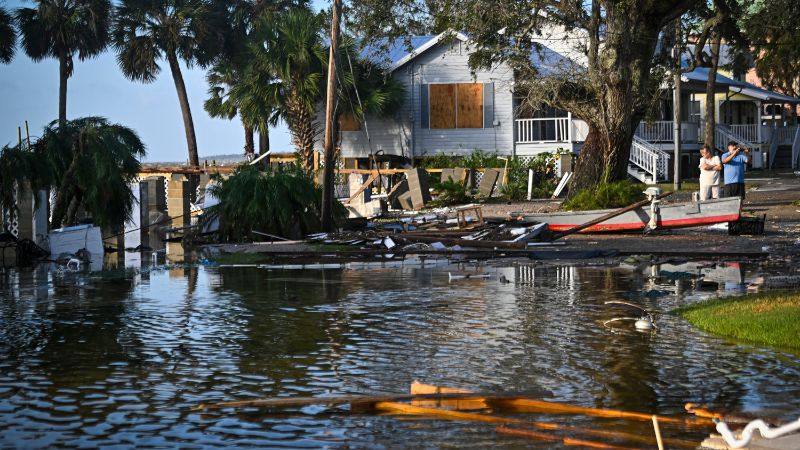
496, 426, 642, 450
411, 382, 711, 427
373, 402, 698, 448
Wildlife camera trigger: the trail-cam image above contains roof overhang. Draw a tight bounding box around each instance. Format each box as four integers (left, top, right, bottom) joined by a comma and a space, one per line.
389, 31, 470, 72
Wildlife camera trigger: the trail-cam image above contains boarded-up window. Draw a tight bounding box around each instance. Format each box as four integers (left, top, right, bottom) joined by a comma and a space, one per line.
429, 83, 483, 129
430, 84, 456, 129
457, 83, 483, 128
339, 113, 361, 131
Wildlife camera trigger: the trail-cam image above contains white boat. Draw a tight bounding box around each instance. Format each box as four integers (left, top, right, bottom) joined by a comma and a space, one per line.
48, 224, 104, 270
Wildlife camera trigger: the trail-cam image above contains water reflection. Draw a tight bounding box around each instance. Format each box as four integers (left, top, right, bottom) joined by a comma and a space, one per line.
1, 260, 799, 448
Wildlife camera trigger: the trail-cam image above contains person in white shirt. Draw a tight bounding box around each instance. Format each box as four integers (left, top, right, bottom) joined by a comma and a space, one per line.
698, 144, 721, 201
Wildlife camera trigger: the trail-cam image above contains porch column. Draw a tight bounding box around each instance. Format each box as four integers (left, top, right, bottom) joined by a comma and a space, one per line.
567, 111, 573, 145
757, 100, 763, 143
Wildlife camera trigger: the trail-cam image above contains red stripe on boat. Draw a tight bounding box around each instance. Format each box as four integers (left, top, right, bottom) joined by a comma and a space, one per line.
546, 213, 742, 232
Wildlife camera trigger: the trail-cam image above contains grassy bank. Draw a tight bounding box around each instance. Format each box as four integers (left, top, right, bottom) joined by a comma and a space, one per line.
674, 292, 800, 353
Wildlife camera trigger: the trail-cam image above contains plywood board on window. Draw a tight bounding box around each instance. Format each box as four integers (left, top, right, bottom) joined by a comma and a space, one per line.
339, 113, 361, 131
430, 84, 456, 129
457, 83, 483, 128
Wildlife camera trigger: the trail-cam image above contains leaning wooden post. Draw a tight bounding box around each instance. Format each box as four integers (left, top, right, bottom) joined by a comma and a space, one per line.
320, 0, 343, 231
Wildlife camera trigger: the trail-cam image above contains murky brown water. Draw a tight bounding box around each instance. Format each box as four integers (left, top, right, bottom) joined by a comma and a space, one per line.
1, 259, 799, 448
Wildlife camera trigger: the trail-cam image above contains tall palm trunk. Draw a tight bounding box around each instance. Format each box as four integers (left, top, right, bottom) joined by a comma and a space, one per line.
286, 93, 318, 173
704, 36, 721, 149
244, 124, 255, 155
58, 51, 68, 129
258, 130, 270, 167
51, 129, 87, 228
166, 50, 200, 166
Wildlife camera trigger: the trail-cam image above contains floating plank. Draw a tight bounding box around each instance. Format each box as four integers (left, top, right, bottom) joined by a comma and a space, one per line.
496, 426, 640, 450
373, 402, 698, 448
412, 383, 710, 427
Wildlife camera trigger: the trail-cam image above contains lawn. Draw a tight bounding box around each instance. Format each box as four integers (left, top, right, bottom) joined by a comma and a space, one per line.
673, 292, 800, 353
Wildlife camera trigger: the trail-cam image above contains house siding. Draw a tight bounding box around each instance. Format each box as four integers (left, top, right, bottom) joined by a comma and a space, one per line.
316, 39, 516, 158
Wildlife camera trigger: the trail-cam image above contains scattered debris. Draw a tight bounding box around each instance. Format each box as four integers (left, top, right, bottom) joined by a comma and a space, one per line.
603, 301, 655, 332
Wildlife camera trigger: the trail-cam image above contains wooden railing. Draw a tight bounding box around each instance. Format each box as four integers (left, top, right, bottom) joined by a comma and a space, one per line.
515, 118, 570, 143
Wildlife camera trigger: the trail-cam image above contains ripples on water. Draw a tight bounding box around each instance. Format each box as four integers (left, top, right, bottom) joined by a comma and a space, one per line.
1, 261, 799, 448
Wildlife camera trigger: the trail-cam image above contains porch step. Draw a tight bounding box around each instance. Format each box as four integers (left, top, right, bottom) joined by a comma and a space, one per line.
627, 164, 654, 184
772, 145, 792, 169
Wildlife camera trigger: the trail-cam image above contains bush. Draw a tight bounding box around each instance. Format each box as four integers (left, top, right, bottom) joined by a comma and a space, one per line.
204, 165, 346, 241
563, 180, 645, 211
501, 153, 558, 200
430, 179, 472, 206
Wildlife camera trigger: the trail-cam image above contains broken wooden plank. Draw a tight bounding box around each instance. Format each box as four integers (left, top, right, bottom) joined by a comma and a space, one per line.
373, 402, 697, 448
344, 172, 378, 204
496, 426, 640, 450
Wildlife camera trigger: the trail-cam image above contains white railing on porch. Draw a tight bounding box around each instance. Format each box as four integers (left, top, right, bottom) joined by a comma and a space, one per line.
792, 127, 800, 170
635, 121, 699, 143
775, 126, 798, 146
635, 121, 673, 142
629, 136, 671, 184
515, 117, 570, 143
729, 124, 759, 143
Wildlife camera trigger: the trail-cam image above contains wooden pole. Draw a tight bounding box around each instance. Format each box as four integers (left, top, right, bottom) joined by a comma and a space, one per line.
673, 19, 682, 190
653, 415, 665, 450
550, 191, 673, 240
320, 0, 343, 231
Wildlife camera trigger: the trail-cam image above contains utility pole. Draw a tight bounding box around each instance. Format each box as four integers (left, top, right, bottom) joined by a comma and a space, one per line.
321, 0, 343, 231
672, 19, 682, 191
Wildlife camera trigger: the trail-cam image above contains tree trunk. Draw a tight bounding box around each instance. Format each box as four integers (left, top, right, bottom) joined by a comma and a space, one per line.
570, 126, 634, 193
166, 51, 200, 167
286, 92, 318, 173
566, 2, 661, 193
244, 124, 255, 156
704, 36, 721, 150
321, 0, 343, 231
58, 51, 68, 129
50, 130, 86, 228
258, 129, 270, 168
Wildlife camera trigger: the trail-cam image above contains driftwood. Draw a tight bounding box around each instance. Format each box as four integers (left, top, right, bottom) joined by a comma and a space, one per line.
190, 391, 547, 411
551, 191, 673, 241
374, 401, 698, 448
411, 382, 710, 427
496, 426, 639, 450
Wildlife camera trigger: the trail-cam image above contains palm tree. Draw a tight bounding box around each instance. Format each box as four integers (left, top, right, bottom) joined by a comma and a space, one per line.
113, 0, 223, 167
0, 6, 15, 63
15, 0, 111, 128
250, 8, 326, 172
205, 62, 253, 156
35, 117, 146, 228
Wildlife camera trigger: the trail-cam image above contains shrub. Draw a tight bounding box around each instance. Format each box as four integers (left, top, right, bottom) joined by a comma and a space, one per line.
431, 179, 472, 206
563, 180, 645, 211
462, 149, 503, 169
500, 153, 558, 200
204, 165, 346, 241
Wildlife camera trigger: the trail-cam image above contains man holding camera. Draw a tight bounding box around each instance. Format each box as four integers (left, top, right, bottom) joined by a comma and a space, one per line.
721, 141, 751, 199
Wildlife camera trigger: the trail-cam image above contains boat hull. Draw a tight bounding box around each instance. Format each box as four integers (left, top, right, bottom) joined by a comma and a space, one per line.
523, 197, 742, 233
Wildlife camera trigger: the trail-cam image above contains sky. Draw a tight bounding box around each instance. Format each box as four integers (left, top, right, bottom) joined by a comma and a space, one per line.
0, 0, 322, 163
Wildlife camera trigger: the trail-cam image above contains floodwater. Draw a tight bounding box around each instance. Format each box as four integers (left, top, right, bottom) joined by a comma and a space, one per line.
1, 257, 799, 449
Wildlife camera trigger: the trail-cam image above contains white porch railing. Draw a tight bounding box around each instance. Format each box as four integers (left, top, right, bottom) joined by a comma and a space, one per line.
629, 136, 671, 184
515, 117, 570, 143
729, 124, 759, 143
635, 121, 699, 143
792, 127, 800, 170
635, 121, 673, 142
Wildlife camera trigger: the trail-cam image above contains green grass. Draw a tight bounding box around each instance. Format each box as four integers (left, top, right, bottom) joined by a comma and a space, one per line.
673, 292, 800, 353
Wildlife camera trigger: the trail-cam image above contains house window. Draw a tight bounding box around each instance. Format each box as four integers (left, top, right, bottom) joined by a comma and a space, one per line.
339, 113, 361, 131
429, 83, 484, 129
